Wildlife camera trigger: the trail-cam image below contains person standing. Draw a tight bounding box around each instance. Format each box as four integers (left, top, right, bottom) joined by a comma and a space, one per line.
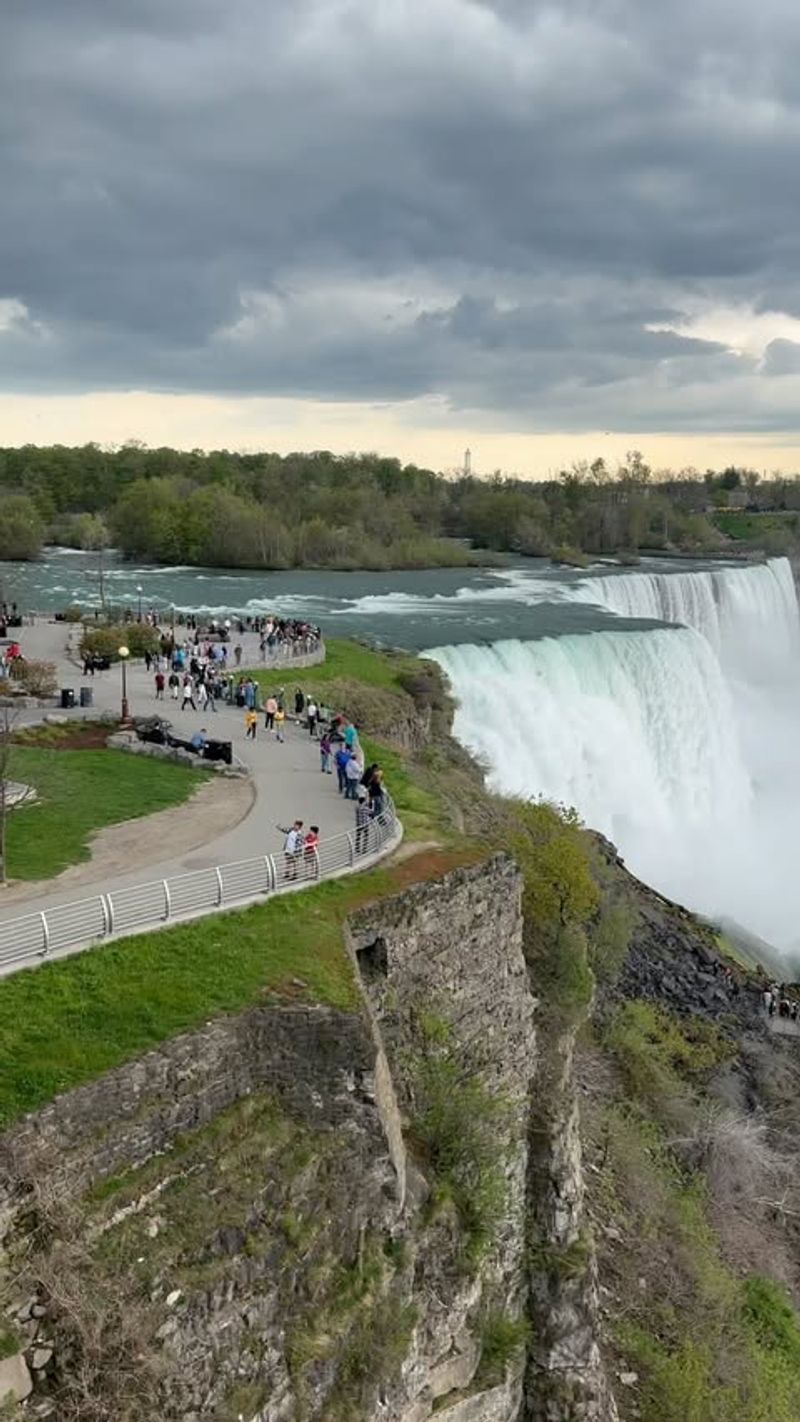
279, 820, 304, 880
319, 731, 332, 773
234, 643, 243, 667
306, 698, 319, 737
169, 670, 180, 701
154, 669, 165, 700
345, 753, 361, 800
294, 688, 305, 716
355, 786, 371, 855
197, 680, 208, 712
303, 824, 320, 878
245, 707, 258, 740
182, 675, 197, 711
368, 767, 386, 817
265, 695, 277, 732
335, 745, 350, 794
274, 704, 286, 742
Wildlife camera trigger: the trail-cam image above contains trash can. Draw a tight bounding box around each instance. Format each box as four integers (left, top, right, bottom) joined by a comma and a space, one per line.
79, 686, 93, 708
204, 739, 233, 765
60, 688, 75, 709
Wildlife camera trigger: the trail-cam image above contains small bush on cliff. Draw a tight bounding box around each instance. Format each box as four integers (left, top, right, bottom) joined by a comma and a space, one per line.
477, 1311, 531, 1385
605, 1002, 733, 1127
511, 801, 599, 1025
742, 1275, 800, 1366
409, 1015, 510, 1266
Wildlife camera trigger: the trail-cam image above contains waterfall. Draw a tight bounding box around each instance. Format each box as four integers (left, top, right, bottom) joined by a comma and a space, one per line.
428, 558, 800, 952
568, 557, 800, 674
430, 628, 751, 843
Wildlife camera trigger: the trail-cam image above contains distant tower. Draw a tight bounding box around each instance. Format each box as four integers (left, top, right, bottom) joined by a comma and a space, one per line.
463, 448, 472, 477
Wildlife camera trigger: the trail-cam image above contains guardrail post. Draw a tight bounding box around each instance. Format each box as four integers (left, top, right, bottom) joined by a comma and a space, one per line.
104, 893, 115, 935
346, 831, 355, 866
100, 894, 111, 938
39, 912, 50, 957
215, 866, 224, 906
163, 879, 172, 921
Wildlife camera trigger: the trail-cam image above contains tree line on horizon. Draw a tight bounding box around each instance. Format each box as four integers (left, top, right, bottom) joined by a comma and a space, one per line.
0, 442, 799, 570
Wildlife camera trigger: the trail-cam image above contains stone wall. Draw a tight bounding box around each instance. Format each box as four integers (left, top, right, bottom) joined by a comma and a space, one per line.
0, 1003, 381, 1204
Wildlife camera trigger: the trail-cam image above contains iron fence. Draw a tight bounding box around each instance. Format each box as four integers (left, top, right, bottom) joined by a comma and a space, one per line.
0, 800, 399, 975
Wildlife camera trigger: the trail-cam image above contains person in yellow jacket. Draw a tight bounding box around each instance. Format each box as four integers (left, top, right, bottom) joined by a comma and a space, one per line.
245, 707, 258, 740
274, 705, 286, 743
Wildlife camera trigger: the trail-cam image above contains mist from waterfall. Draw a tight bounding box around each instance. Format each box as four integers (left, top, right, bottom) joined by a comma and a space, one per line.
429, 558, 800, 954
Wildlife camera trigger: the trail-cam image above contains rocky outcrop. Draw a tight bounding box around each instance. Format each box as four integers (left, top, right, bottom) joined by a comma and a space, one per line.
523, 1025, 618, 1422
0, 855, 542, 1422
595, 841, 763, 1031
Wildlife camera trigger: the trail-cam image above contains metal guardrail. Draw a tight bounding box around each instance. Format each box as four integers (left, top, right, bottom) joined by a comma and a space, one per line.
0, 800, 400, 974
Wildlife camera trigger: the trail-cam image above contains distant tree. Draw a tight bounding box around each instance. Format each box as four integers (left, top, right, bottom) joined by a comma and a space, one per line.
0, 494, 44, 560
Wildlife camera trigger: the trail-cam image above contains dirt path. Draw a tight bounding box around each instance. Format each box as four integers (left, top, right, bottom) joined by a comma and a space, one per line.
0, 775, 255, 904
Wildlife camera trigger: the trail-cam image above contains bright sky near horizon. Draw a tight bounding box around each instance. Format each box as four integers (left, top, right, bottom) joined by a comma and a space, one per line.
7, 1, 800, 474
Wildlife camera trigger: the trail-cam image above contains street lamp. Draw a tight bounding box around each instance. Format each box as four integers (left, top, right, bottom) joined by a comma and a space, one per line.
136, 584, 143, 623
118, 645, 130, 724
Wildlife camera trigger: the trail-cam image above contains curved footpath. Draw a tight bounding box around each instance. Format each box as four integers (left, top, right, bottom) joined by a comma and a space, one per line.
0, 621, 402, 973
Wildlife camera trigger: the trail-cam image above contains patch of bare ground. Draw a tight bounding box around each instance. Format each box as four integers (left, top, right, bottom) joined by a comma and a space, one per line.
0, 774, 255, 902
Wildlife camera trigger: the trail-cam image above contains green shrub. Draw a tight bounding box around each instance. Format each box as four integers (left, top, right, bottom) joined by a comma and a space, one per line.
742, 1276, 800, 1366
477, 1312, 531, 1385
410, 1016, 510, 1266
62, 605, 83, 623
550, 544, 590, 568
604, 1002, 732, 1122
0, 1325, 20, 1361
511, 801, 599, 1024
80, 622, 159, 662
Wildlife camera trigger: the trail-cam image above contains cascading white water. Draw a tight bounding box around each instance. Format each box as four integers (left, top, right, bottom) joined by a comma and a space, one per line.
428, 557, 800, 953
568, 557, 800, 673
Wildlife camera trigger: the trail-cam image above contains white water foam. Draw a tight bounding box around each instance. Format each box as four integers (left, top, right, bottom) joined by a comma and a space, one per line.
429, 558, 800, 953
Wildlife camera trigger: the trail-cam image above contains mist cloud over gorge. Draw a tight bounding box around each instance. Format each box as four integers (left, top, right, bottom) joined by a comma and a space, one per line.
4, 0, 800, 432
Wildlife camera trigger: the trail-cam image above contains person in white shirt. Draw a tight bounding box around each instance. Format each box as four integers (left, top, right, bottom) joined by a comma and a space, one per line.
279, 820, 304, 880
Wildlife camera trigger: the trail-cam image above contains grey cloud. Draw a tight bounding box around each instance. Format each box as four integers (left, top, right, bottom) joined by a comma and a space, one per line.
4, 0, 800, 434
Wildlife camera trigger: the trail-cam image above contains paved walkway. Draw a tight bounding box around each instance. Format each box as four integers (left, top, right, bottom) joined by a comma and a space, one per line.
0, 621, 361, 924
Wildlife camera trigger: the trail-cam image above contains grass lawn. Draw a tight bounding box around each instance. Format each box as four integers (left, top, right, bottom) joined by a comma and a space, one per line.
5, 747, 205, 881
0, 847, 479, 1126
713, 510, 800, 542
256, 638, 423, 694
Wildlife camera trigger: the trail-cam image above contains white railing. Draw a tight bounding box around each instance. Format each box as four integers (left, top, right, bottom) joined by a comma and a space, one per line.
0, 799, 400, 975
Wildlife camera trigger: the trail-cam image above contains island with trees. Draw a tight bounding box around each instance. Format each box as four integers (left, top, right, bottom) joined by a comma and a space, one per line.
0, 442, 798, 569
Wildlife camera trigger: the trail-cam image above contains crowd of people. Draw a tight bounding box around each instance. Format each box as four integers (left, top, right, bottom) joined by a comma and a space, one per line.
142, 610, 322, 661
141, 634, 392, 877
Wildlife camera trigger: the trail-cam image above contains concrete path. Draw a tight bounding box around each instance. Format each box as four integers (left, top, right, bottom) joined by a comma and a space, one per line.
0, 621, 362, 923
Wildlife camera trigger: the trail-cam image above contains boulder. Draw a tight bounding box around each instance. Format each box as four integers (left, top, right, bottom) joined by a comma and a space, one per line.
0, 1351, 33, 1403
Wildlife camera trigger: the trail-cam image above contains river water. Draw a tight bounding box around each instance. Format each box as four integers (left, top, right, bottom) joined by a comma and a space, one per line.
5, 548, 800, 956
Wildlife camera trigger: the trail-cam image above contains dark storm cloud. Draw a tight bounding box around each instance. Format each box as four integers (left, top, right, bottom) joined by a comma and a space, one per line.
4, 0, 800, 432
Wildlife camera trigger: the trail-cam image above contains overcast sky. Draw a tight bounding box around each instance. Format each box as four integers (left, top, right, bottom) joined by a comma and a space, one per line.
5, 0, 800, 470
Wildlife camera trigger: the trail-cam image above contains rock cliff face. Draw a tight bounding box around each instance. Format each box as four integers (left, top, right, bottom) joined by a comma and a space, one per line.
0, 855, 565, 1422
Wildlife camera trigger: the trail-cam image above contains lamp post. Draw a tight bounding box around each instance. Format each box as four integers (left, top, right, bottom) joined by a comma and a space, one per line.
136, 584, 143, 623
118, 645, 130, 724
